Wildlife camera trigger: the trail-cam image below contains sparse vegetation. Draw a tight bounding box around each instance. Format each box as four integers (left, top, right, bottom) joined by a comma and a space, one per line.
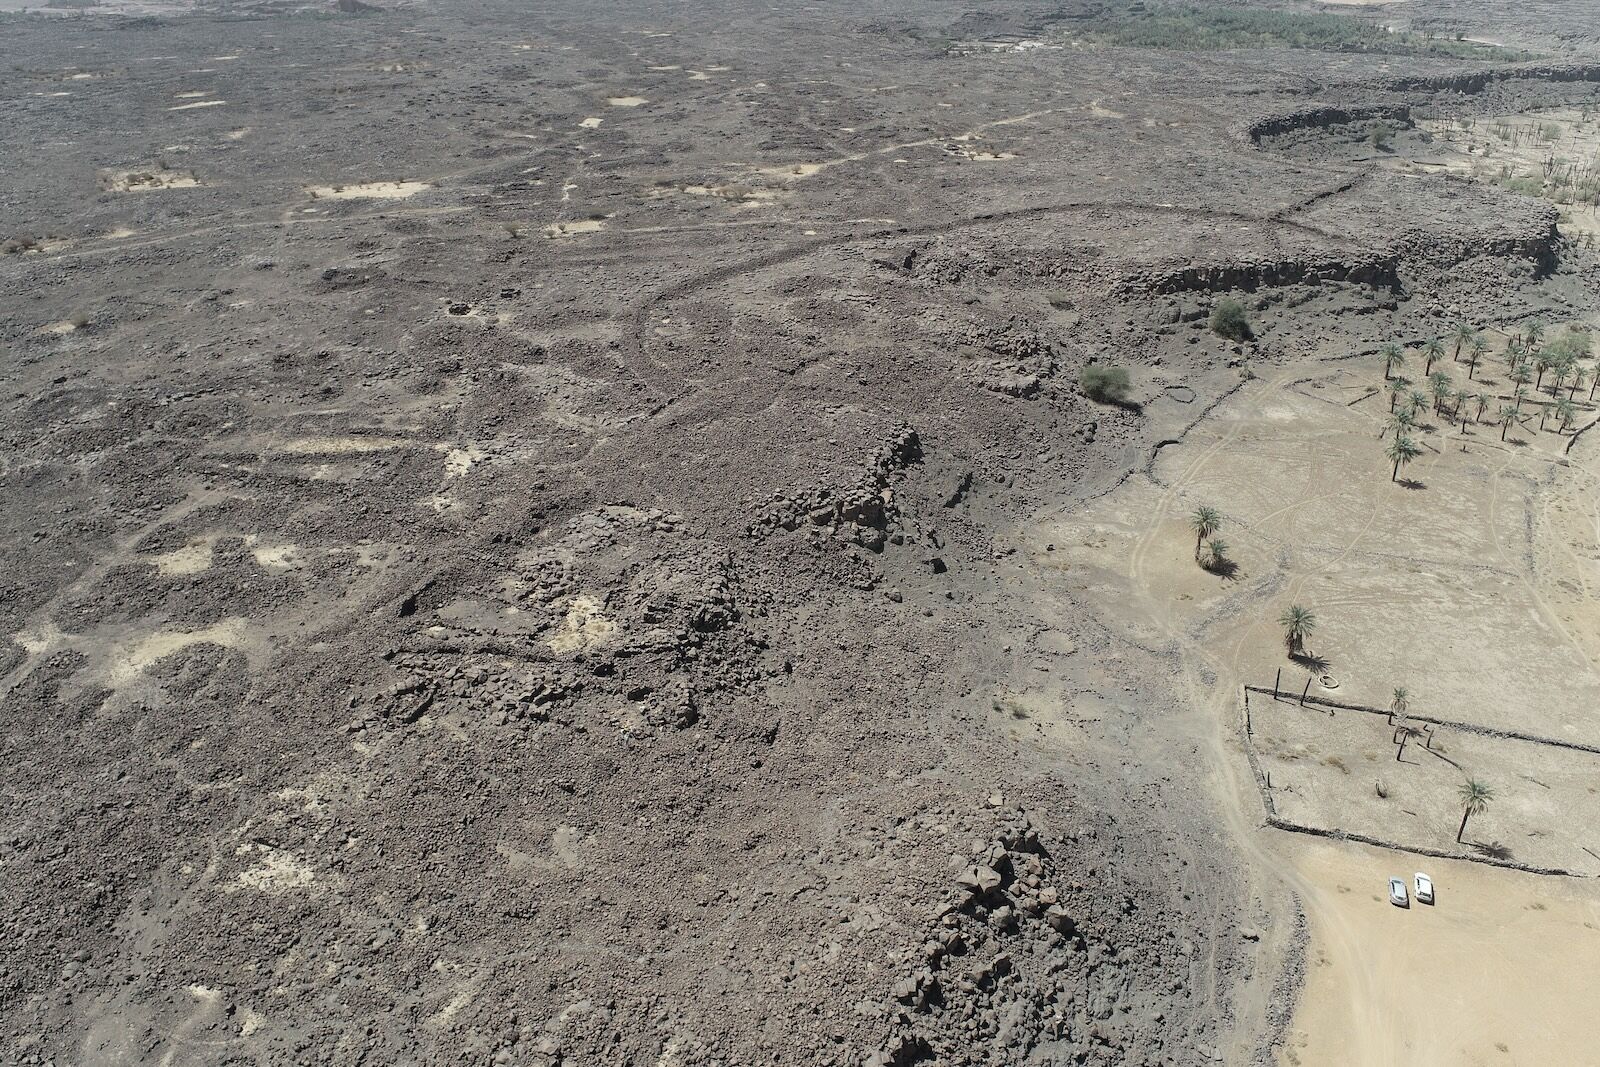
1457, 778, 1495, 842
1279, 604, 1315, 658
1498, 403, 1519, 440
1388, 686, 1409, 725
1210, 297, 1251, 342
1189, 504, 1222, 561
1203, 537, 1229, 572
1381, 342, 1405, 381
1385, 434, 1421, 482
1066, 3, 1533, 60
1080, 363, 1132, 404
1, 233, 42, 255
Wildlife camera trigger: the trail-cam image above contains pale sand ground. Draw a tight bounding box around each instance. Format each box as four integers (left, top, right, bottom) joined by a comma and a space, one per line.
1282, 841, 1600, 1067
1402, 108, 1600, 239
1036, 347, 1600, 1065
305, 181, 431, 199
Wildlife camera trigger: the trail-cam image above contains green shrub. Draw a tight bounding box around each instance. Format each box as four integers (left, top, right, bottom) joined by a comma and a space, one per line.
1081, 364, 1132, 404
1210, 297, 1252, 342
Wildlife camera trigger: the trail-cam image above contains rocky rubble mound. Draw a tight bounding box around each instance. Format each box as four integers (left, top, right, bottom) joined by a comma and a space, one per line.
874, 806, 1223, 1067
359, 506, 779, 736
751, 424, 922, 551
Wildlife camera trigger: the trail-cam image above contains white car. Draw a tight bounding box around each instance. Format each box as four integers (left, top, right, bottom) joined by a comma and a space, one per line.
1388, 877, 1409, 908
1414, 873, 1434, 905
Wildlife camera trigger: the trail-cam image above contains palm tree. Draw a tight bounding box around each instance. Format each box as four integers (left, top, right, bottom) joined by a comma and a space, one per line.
1205, 537, 1229, 571
1428, 370, 1453, 413
1535, 350, 1554, 391
1474, 392, 1490, 422
1526, 320, 1546, 353
1387, 376, 1410, 411
1424, 336, 1445, 375
1279, 604, 1315, 657
1557, 396, 1577, 433
1190, 505, 1222, 561
1551, 354, 1573, 397
1407, 390, 1428, 419
1468, 334, 1489, 380
1498, 404, 1518, 440
1505, 337, 1524, 371
1456, 778, 1494, 843
1452, 322, 1475, 361
1381, 342, 1406, 381
1388, 409, 1417, 438
1388, 686, 1409, 725
1513, 383, 1530, 413
1569, 366, 1587, 401
1386, 434, 1421, 482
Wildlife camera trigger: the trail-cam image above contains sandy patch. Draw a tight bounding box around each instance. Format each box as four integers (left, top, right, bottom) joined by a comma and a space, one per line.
149, 541, 216, 575
756, 162, 825, 180
251, 543, 300, 570
277, 435, 409, 455
1282, 841, 1599, 1065
106, 618, 248, 687
652, 183, 782, 205
579, 116, 603, 128
226, 128, 250, 141
169, 99, 227, 111
174, 90, 209, 98
104, 226, 137, 239
543, 217, 609, 238
41, 320, 82, 335
306, 180, 431, 200
607, 96, 648, 107
1406, 108, 1600, 239
435, 442, 488, 477
235, 845, 315, 893
99, 167, 200, 192
546, 595, 615, 654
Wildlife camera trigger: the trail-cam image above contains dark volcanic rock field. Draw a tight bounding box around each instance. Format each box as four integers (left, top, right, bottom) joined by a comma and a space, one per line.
4, 0, 1600, 1063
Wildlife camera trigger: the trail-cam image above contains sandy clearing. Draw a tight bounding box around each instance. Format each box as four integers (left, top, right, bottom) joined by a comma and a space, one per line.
148, 541, 215, 575
435, 442, 488, 477
100, 168, 199, 192
305, 180, 431, 199
1044, 355, 1600, 1066
106, 618, 249, 687
543, 217, 608, 238
277, 435, 410, 455
1281, 840, 1600, 1066
607, 95, 648, 106
168, 99, 226, 111
579, 116, 603, 128
546, 595, 615, 654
